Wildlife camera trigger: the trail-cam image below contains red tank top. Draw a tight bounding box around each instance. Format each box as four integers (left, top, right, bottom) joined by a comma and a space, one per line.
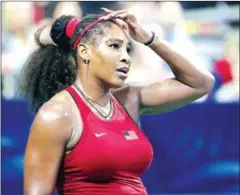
56, 86, 153, 195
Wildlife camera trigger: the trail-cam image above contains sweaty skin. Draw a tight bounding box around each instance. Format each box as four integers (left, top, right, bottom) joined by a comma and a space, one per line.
24, 9, 214, 195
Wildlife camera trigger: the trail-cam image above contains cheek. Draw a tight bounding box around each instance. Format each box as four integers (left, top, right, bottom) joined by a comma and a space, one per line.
98, 46, 118, 63
94, 48, 118, 76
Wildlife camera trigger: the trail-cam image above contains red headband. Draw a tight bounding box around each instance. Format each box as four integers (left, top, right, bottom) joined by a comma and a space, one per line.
66, 18, 81, 39
65, 17, 107, 50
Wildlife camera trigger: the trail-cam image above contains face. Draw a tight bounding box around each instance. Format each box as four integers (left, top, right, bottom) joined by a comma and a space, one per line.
87, 24, 132, 88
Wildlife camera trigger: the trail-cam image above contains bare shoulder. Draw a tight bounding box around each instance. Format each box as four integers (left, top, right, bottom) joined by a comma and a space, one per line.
36, 91, 76, 124
31, 90, 79, 142
111, 84, 141, 122
111, 84, 141, 105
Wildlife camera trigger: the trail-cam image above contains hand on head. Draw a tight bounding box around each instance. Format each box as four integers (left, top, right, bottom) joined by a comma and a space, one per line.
100, 8, 153, 44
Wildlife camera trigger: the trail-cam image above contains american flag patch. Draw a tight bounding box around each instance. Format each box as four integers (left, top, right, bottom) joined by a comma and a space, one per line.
123, 131, 139, 140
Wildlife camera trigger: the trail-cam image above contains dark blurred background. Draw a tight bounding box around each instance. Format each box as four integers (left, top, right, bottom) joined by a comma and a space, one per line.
1, 1, 239, 195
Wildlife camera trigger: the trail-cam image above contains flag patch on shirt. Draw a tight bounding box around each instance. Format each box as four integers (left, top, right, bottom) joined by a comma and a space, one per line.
123, 131, 139, 140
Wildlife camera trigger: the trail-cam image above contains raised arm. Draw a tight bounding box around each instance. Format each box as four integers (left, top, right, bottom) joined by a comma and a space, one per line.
101, 8, 215, 115
24, 101, 73, 195
139, 38, 215, 114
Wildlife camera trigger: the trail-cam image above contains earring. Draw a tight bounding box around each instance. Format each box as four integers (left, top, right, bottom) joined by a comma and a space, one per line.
84, 59, 89, 64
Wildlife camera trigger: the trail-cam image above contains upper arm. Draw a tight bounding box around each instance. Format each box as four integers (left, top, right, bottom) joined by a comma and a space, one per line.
24, 101, 73, 195
139, 78, 212, 115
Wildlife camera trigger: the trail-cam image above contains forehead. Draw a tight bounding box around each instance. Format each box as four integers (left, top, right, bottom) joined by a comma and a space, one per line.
102, 23, 129, 43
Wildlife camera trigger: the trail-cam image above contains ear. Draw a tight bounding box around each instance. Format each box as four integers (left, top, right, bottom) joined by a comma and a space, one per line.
77, 44, 90, 61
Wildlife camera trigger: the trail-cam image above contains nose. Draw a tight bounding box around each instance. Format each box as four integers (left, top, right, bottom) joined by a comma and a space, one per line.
120, 50, 131, 66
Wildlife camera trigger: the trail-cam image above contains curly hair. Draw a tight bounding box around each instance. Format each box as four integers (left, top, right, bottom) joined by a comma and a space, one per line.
19, 14, 117, 112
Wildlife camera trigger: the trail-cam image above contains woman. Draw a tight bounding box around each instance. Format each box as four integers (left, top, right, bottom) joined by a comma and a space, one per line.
21, 8, 214, 195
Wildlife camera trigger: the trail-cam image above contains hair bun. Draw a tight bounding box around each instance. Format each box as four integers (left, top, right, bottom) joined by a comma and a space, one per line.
50, 15, 74, 51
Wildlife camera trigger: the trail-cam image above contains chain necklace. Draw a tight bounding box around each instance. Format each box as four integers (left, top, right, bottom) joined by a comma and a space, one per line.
73, 84, 113, 119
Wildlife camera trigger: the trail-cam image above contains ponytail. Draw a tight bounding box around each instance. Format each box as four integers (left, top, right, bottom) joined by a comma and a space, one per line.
19, 16, 77, 112
20, 14, 118, 112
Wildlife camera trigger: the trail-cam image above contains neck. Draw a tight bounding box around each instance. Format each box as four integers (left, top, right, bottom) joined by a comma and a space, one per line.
74, 72, 111, 106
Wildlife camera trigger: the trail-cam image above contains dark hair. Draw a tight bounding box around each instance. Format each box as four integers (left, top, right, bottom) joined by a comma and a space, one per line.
19, 14, 117, 112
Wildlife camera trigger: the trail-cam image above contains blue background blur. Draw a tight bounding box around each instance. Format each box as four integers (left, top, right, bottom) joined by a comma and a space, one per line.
1, 1, 239, 195
2, 99, 239, 194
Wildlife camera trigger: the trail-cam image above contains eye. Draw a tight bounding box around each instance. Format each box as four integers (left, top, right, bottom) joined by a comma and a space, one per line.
109, 43, 119, 49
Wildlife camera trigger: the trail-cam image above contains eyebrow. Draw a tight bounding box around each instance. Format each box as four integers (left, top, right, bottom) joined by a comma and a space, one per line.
105, 38, 131, 46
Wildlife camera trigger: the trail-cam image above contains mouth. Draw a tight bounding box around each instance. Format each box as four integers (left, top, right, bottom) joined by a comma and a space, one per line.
116, 67, 129, 74
116, 67, 129, 80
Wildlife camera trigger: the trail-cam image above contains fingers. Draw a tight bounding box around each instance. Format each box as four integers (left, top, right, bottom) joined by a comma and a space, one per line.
101, 7, 113, 13
99, 8, 137, 28
115, 18, 129, 31
99, 11, 127, 21
99, 14, 112, 20
114, 13, 129, 20
99, 9, 130, 32
101, 8, 127, 18
101, 7, 127, 14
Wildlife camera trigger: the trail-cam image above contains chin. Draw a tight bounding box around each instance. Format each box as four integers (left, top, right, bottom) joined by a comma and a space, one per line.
106, 78, 125, 89
102, 75, 126, 89
111, 81, 125, 89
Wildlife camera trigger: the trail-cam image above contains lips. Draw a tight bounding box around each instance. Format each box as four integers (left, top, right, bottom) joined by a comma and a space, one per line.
116, 67, 129, 74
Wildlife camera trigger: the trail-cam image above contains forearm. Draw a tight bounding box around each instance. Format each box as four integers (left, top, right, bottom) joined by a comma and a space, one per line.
150, 37, 215, 90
